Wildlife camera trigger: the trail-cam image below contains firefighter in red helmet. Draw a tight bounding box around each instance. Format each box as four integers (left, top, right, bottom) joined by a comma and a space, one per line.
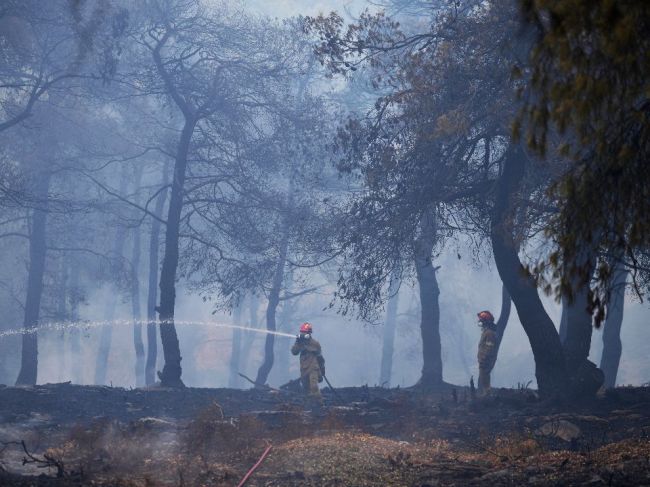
477, 310, 498, 394
291, 322, 325, 399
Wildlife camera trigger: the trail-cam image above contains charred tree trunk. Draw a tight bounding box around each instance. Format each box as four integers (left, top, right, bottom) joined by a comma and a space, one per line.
379, 275, 400, 387
254, 226, 290, 387
562, 253, 598, 377
228, 298, 243, 388
490, 144, 568, 397
157, 119, 196, 387
561, 242, 604, 395
16, 169, 51, 386
414, 209, 443, 388
145, 164, 169, 386
494, 284, 511, 353
94, 170, 129, 386
600, 261, 628, 388
563, 284, 595, 374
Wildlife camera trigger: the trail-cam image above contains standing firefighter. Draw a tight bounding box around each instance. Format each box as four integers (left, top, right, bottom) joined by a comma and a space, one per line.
291, 322, 325, 399
477, 310, 498, 394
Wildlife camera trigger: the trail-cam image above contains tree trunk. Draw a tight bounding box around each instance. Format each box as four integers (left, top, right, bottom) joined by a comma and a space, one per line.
239, 294, 259, 380
561, 242, 605, 395
68, 264, 82, 384
490, 143, 568, 397
494, 284, 511, 353
559, 296, 569, 344
145, 163, 169, 386
600, 261, 627, 388
562, 237, 599, 375
254, 226, 290, 387
228, 298, 243, 388
131, 166, 145, 387
16, 169, 51, 386
379, 275, 400, 387
414, 209, 443, 388
563, 282, 595, 374
131, 216, 145, 387
158, 119, 196, 387
57, 257, 68, 382
272, 284, 297, 386
94, 170, 129, 385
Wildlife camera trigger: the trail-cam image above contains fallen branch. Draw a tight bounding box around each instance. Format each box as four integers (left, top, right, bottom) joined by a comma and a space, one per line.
237, 372, 281, 393
0, 440, 68, 478
237, 444, 272, 487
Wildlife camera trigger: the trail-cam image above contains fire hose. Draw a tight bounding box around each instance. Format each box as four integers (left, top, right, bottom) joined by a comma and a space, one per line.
237, 444, 272, 487
323, 374, 344, 404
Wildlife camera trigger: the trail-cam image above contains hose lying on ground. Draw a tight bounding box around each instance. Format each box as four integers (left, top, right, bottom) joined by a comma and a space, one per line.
237, 444, 272, 487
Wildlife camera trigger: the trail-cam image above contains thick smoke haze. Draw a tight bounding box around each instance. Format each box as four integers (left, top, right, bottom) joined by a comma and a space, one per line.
1, 2, 649, 485
0, 0, 647, 395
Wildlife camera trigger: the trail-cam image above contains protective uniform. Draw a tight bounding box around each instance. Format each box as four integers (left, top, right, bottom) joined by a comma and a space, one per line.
477, 311, 498, 393
291, 331, 324, 398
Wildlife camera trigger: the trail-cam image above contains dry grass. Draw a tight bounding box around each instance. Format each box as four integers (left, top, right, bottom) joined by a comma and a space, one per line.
3, 386, 650, 485
258, 432, 456, 486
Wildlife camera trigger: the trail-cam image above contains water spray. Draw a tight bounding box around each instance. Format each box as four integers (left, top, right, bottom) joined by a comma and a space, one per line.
0, 319, 296, 340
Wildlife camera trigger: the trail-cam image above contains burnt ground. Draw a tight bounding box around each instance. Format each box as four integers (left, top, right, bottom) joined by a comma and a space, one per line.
0, 383, 649, 486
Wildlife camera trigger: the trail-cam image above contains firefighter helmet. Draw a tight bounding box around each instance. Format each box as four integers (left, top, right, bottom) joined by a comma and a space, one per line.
299, 322, 313, 334
477, 310, 494, 323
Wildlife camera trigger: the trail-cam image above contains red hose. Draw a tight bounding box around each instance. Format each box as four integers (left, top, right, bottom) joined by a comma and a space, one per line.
237, 444, 272, 487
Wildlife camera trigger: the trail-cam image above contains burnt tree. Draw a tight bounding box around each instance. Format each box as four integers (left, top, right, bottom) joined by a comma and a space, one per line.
490, 144, 568, 397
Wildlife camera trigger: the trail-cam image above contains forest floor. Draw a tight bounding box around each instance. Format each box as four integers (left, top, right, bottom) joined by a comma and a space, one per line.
0, 383, 649, 486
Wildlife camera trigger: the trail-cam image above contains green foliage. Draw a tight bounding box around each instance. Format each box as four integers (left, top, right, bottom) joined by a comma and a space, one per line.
519, 0, 650, 320
309, 2, 536, 319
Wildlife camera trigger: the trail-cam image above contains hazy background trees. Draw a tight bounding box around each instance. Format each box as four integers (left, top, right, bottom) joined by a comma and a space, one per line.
0, 0, 647, 395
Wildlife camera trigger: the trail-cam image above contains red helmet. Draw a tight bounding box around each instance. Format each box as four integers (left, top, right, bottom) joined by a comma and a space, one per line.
299, 322, 313, 334
477, 310, 494, 322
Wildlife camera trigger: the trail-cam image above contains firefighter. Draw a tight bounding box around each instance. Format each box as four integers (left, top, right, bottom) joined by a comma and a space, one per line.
477, 310, 498, 394
291, 322, 325, 399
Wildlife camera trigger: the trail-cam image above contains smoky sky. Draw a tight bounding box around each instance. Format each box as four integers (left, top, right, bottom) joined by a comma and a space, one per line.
2, 0, 649, 390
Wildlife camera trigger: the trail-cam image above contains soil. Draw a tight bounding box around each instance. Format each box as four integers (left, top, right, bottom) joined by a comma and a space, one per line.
0, 383, 649, 486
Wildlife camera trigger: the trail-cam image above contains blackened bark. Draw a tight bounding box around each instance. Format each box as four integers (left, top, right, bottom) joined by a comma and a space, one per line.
563, 283, 595, 374
228, 299, 243, 388
495, 284, 511, 351
254, 226, 290, 387
158, 120, 196, 387
562, 249, 604, 396
414, 209, 443, 388
563, 247, 598, 376
145, 165, 169, 386
379, 275, 400, 387
16, 169, 51, 386
490, 144, 568, 397
600, 261, 627, 388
